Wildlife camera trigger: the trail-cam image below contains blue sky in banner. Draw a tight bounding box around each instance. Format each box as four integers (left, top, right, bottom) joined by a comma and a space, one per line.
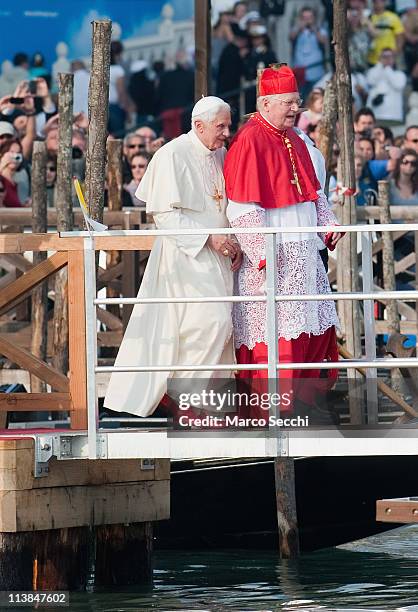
0, 0, 193, 68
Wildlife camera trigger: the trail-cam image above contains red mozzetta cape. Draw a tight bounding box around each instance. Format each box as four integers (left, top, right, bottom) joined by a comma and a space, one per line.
224, 113, 320, 208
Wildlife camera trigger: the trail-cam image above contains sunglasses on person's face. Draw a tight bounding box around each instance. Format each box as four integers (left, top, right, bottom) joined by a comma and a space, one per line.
401, 159, 417, 166
127, 143, 145, 149
131, 163, 147, 169
0, 134, 12, 140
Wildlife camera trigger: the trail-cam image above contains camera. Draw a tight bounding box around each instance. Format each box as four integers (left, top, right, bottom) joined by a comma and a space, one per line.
9, 153, 23, 164
28, 80, 37, 95
359, 129, 372, 139
72, 146, 83, 160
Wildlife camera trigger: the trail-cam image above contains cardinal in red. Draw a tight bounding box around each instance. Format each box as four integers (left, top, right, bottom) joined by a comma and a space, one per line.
224, 64, 344, 422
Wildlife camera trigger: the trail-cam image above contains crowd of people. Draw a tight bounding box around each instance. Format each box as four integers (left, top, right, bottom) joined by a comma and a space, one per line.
0, 0, 417, 212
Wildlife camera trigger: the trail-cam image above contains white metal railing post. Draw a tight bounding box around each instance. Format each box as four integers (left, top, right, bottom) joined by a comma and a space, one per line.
265, 233, 278, 385
265, 233, 280, 452
84, 237, 99, 458
361, 231, 378, 423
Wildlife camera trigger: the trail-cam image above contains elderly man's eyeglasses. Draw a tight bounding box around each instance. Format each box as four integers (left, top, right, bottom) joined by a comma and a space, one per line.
276, 98, 303, 108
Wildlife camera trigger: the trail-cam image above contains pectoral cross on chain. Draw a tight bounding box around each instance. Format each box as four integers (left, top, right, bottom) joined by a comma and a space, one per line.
284, 136, 303, 196
212, 187, 223, 211
291, 173, 303, 196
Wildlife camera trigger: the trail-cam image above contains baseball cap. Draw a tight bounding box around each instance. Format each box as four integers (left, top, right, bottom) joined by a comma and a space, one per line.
0, 122, 16, 137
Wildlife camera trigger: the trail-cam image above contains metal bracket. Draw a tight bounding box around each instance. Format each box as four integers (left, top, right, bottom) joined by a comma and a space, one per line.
97, 434, 107, 459
35, 435, 54, 477
32, 433, 109, 476
140, 458, 155, 470
278, 431, 289, 457
57, 433, 108, 460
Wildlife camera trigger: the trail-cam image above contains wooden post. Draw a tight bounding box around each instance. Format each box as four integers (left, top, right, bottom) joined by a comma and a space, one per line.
30, 141, 48, 394
85, 20, 111, 223
0, 528, 91, 591
378, 181, 400, 334
94, 523, 153, 586
274, 458, 300, 558
378, 180, 402, 393
333, 0, 363, 424
194, 0, 211, 99
106, 139, 123, 321
318, 76, 337, 190
68, 250, 87, 430
52, 73, 74, 379
0, 440, 169, 590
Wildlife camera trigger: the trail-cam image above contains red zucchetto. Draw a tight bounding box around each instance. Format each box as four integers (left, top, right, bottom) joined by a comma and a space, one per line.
258, 65, 298, 96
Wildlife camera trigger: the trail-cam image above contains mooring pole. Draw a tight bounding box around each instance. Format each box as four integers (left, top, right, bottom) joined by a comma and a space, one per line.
334, 0, 363, 424
53, 73, 74, 380
318, 76, 337, 193
85, 20, 111, 223
194, 0, 211, 99
275, 458, 300, 558
30, 141, 48, 393
106, 139, 123, 321
378, 180, 400, 334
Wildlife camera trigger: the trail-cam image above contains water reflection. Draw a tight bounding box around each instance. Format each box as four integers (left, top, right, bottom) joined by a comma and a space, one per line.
35, 526, 418, 611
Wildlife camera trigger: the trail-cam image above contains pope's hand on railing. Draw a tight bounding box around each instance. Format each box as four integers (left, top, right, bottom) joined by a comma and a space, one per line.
208, 235, 239, 258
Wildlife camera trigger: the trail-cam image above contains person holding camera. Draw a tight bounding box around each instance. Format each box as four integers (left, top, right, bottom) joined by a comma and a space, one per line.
289, 6, 328, 99
0, 80, 36, 160
366, 47, 406, 123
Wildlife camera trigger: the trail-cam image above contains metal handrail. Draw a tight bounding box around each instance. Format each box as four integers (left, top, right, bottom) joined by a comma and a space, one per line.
95, 359, 418, 373
95, 291, 418, 304
62, 222, 418, 237
80, 223, 418, 458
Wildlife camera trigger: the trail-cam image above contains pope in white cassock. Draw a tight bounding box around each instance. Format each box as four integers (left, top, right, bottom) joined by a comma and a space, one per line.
104, 96, 241, 417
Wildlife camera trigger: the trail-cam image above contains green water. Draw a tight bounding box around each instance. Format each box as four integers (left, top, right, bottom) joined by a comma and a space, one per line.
50, 525, 418, 611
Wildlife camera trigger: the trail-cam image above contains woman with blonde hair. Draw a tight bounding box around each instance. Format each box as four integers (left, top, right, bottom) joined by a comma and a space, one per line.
297, 87, 324, 134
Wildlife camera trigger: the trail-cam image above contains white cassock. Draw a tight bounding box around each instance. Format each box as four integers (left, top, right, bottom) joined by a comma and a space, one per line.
104, 129, 235, 417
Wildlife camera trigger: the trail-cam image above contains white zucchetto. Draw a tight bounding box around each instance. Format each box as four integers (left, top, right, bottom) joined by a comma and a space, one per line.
191, 96, 227, 118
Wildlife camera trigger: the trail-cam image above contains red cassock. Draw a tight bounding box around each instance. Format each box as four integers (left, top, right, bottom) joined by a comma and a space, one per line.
224, 112, 339, 417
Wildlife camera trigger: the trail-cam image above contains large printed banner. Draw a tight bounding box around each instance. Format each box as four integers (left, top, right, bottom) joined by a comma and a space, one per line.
0, 0, 193, 67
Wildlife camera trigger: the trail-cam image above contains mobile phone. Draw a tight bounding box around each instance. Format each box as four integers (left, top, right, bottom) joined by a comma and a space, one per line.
9, 153, 23, 164
28, 80, 37, 95
9, 97, 24, 105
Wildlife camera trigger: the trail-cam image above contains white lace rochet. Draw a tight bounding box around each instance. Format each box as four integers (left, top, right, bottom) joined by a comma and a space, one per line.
229, 193, 340, 348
